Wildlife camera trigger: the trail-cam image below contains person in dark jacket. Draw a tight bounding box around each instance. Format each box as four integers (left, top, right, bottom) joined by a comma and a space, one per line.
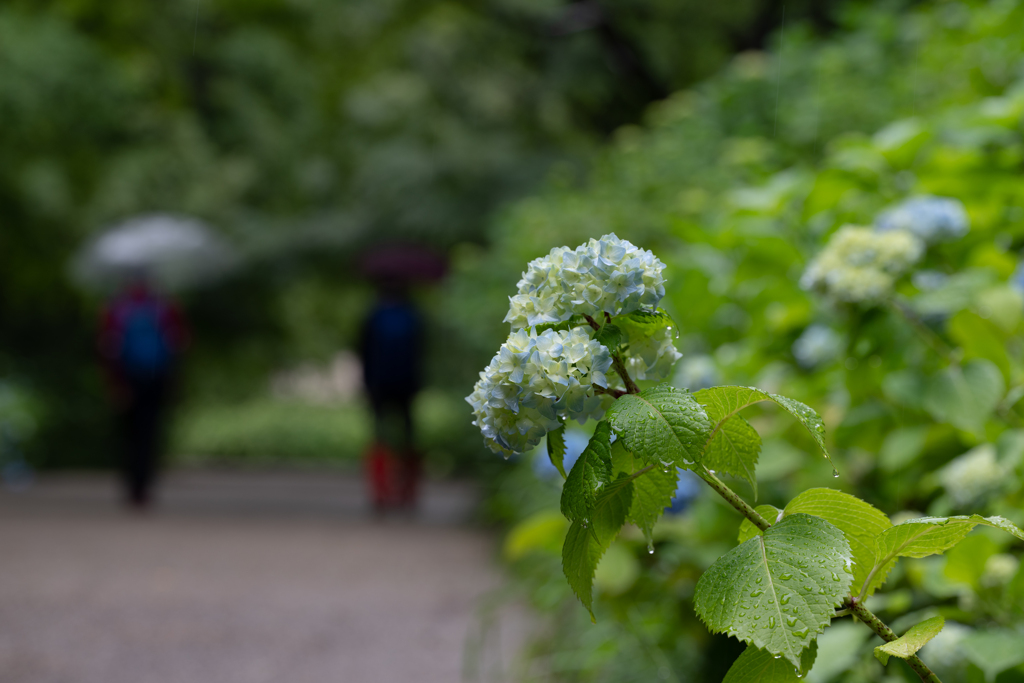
358, 279, 423, 508
99, 276, 188, 509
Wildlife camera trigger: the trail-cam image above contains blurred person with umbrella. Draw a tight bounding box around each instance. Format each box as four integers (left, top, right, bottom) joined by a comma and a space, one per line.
358, 245, 443, 511
74, 214, 233, 509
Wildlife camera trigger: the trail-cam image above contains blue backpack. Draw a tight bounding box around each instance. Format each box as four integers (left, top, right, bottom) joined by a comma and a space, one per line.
118, 301, 173, 377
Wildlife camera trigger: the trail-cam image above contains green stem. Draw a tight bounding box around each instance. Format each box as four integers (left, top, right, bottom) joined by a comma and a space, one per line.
844, 597, 942, 683
693, 471, 942, 682
611, 354, 640, 394
695, 466, 771, 531
584, 313, 639, 394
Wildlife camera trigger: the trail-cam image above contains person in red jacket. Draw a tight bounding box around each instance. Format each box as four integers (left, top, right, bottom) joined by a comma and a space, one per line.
99, 275, 188, 509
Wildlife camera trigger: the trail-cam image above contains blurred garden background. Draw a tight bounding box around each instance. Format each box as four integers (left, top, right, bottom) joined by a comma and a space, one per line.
3, 0, 1024, 681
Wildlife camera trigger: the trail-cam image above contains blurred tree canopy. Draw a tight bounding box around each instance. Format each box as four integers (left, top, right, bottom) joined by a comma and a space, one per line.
0, 0, 847, 467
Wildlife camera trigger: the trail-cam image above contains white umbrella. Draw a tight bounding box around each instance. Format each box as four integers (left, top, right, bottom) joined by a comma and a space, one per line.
72, 214, 236, 291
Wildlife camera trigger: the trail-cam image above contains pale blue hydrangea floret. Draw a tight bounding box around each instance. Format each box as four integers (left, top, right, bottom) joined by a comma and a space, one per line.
800, 225, 924, 303
792, 324, 842, 369
504, 234, 666, 330
875, 195, 969, 244
466, 327, 613, 456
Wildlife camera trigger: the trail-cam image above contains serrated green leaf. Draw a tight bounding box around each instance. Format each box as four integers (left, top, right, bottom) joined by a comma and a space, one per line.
562, 519, 604, 619
705, 414, 761, 498
694, 514, 853, 668
547, 425, 568, 479
874, 616, 944, 665
961, 629, 1024, 682
607, 439, 677, 545
560, 422, 612, 522
739, 505, 782, 543
782, 488, 891, 598
693, 386, 835, 471
562, 474, 633, 618
609, 438, 634, 475
594, 323, 622, 350
861, 514, 1024, 598
630, 465, 678, 544
724, 642, 818, 683
923, 359, 1005, 436
592, 475, 633, 545
607, 385, 712, 467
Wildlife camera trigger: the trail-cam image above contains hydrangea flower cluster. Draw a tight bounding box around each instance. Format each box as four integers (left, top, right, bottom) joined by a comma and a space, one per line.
621, 324, 681, 382
466, 327, 613, 455
800, 225, 924, 303
504, 234, 666, 330
875, 195, 969, 244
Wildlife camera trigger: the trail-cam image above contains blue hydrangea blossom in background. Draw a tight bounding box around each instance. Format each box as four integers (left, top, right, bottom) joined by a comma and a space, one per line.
667, 469, 702, 514
792, 324, 843, 369
875, 195, 969, 244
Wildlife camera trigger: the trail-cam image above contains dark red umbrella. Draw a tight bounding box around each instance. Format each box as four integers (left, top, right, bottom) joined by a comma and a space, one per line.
359, 245, 447, 282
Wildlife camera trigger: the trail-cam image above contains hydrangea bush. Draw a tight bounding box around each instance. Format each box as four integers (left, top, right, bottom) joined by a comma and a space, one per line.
471, 236, 1024, 683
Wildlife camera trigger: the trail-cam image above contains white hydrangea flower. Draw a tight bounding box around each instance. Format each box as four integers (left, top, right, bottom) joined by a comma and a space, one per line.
875, 195, 969, 244
622, 324, 682, 382
801, 225, 924, 303
466, 327, 613, 455
504, 234, 666, 330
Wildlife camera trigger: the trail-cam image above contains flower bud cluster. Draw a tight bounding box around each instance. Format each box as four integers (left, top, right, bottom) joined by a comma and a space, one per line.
875, 195, 969, 244
504, 234, 666, 330
466, 327, 613, 456
800, 225, 924, 302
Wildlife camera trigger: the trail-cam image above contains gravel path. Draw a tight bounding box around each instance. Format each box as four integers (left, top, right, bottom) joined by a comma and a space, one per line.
0, 472, 525, 683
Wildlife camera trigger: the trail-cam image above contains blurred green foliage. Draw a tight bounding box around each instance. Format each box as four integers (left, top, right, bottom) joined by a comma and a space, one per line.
454, 1, 1024, 680
0, 0, 838, 468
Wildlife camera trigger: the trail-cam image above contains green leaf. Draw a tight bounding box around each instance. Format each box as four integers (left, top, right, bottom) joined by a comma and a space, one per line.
592, 475, 634, 545
861, 514, 1024, 597
561, 520, 604, 619
504, 510, 569, 560
961, 629, 1024, 683
629, 465, 678, 545
607, 385, 712, 467
617, 307, 676, 335
560, 421, 612, 522
562, 474, 633, 618
693, 386, 835, 472
949, 310, 1011, 379
694, 514, 853, 668
878, 426, 930, 473
609, 438, 634, 475
923, 359, 1005, 436
738, 505, 782, 543
723, 642, 818, 683
874, 616, 944, 665
534, 315, 589, 334
594, 323, 622, 350
704, 414, 762, 498
546, 425, 568, 479
782, 488, 892, 598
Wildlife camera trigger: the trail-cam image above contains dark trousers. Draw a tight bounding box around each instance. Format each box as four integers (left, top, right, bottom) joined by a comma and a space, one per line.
120, 375, 169, 505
